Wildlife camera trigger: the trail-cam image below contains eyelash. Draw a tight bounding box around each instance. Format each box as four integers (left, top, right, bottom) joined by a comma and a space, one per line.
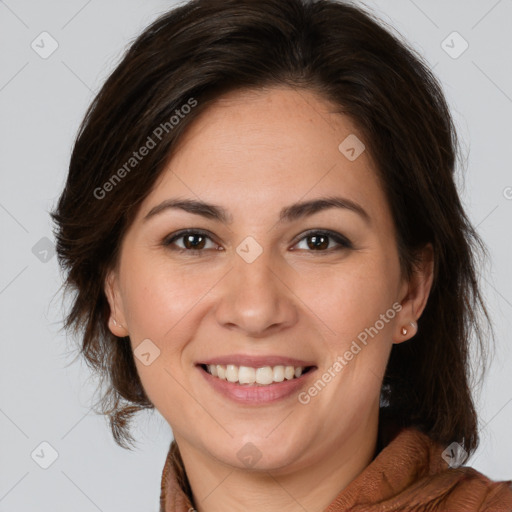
162, 229, 353, 254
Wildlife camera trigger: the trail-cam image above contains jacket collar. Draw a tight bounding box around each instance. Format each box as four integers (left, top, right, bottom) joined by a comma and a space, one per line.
159, 424, 511, 511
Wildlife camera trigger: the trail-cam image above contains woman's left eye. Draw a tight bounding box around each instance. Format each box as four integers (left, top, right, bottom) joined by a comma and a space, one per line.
293, 230, 353, 252
162, 229, 352, 254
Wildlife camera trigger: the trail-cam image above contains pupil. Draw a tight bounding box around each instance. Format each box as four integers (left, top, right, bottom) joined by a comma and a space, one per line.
308, 235, 328, 250
185, 234, 205, 249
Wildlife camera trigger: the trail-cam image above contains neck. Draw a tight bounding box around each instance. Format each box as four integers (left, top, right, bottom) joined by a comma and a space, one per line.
173, 414, 379, 512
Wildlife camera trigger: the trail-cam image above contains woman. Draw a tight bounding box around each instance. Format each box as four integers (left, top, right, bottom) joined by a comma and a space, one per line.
51, 0, 512, 510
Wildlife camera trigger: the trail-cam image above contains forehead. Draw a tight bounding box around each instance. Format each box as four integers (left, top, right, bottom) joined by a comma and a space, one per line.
137, 86, 389, 227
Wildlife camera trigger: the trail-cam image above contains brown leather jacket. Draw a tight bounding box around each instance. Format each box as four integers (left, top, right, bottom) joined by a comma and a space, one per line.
160, 426, 512, 511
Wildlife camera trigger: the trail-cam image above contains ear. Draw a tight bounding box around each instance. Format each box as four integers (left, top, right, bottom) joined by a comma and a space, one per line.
393, 242, 434, 344
104, 268, 129, 337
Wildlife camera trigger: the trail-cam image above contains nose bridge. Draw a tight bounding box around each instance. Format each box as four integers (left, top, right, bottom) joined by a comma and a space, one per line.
236, 243, 276, 293
214, 238, 297, 335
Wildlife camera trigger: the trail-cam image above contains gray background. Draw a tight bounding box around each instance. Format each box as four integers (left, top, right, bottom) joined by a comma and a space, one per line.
1, 0, 511, 510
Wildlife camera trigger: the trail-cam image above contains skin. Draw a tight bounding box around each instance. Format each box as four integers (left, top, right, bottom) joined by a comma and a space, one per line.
105, 86, 434, 512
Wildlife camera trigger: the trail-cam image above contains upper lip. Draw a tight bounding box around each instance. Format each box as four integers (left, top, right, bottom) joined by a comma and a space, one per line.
197, 355, 316, 368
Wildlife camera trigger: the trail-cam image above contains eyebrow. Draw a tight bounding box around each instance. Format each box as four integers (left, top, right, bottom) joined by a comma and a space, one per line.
143, 196, 371, 226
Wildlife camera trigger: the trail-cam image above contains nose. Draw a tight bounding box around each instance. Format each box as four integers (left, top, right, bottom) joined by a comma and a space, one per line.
214, 246, 298, 337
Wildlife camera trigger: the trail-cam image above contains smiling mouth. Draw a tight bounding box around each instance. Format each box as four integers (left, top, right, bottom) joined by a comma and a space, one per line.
199, 363, 316, 386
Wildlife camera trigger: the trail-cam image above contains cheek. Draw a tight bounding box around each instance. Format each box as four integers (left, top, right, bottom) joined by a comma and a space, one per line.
117, 257, 206, 409
296, 252, 400, 344
306, 263, 398, 405
119, 254, 217, 341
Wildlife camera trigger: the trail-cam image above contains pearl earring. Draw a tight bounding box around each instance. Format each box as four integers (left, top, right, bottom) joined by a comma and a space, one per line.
401, 321, 417, 336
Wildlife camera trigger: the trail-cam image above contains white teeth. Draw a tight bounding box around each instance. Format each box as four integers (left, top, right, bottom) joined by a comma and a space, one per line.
216, 365, 226, 380
204, 363, 308, 385
226, 364, 238, 383
284, 366, 295, 380
273, 365, 285, 382
238, 366, 256, 384
255, 366, 274, 385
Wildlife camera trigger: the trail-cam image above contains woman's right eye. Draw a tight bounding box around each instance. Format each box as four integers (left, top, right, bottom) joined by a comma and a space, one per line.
162, 230, 220, 253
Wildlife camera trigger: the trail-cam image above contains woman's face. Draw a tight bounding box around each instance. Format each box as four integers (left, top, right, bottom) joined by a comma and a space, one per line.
106, 86, 432, 473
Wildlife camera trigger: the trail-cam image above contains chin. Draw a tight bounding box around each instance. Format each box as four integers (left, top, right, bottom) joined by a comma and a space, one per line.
210, 433, 308, 473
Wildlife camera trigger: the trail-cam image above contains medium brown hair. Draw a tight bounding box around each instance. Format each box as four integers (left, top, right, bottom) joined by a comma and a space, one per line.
51, 0, 493, 458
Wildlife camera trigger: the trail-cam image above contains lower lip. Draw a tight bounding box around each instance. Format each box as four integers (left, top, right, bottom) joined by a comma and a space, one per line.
197, 365, 316, 405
